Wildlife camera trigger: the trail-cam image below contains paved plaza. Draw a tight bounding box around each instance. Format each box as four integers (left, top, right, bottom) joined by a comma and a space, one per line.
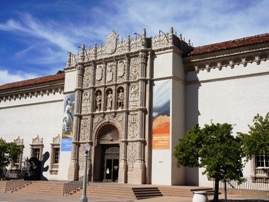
0, 193, 188, 202
1, 192, 269, 202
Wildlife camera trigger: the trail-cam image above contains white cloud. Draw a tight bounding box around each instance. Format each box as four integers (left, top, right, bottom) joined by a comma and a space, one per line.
0, 69, 38, 85
0, 0, 269, 85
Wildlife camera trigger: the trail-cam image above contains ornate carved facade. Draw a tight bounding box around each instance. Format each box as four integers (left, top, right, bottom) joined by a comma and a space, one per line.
65, 26, 194, 184
2, 27, 269, 189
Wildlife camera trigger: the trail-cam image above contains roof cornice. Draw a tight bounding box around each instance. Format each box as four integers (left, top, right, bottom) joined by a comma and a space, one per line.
0, 73, 65, 103
183, 41, 269, 73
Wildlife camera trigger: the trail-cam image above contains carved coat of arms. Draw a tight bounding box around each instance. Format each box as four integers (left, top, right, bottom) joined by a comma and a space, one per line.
96, 65, 103, 81
117, 61, 125, 78
105, 31, 118, 54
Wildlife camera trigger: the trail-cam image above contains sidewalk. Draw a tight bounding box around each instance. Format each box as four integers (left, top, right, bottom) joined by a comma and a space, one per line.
1, 192, 269, 202
0, 193, 190, 202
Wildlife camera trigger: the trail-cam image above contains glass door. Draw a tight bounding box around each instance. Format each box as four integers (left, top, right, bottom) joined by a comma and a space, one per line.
104, 158, 119, 182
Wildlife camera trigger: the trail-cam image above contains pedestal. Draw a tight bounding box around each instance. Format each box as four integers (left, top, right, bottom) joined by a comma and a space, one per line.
192, 191, 208, 202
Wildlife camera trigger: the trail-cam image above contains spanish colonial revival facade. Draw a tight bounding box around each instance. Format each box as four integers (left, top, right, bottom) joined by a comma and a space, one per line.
1, 27, 269, 190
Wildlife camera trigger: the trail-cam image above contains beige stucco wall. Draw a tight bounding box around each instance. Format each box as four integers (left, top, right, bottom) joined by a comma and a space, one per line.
59, 68, 77, 180
0, 92, 64, 180
151, 50, 186, 185
185, 60, 269, 188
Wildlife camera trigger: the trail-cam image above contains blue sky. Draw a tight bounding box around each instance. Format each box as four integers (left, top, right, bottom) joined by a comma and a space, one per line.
0, 0, 269, 85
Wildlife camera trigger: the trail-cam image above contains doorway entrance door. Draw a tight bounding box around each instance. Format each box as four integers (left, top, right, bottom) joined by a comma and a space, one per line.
102, 144, 119, 182
104, 158, 119, 182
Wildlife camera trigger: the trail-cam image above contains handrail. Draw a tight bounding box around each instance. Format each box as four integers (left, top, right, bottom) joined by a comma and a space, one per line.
63, 176, 83, 196
5, 179, 31, 193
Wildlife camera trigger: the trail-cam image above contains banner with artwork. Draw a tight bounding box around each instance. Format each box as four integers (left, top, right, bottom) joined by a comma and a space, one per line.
61, 93, 75, 151
152, 80, 170, 149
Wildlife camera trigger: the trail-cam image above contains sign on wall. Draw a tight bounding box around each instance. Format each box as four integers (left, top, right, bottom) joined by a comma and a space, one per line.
152, 80, 170, 149
61, 93, 75, 151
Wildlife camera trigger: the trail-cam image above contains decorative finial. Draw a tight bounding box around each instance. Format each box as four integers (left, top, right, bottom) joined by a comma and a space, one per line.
142, 28, 146, 37
170, 27, 174, 34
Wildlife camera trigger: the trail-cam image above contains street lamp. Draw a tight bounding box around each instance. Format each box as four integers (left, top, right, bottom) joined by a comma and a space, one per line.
80, 143, 90, 202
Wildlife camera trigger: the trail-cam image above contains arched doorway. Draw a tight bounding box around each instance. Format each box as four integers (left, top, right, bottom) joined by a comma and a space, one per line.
93, 123, 120, 182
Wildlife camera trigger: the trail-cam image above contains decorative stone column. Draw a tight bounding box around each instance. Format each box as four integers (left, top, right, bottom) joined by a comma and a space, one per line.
144, 50, 153, 184
118, 112, 128, 183
68, 45, 85, 180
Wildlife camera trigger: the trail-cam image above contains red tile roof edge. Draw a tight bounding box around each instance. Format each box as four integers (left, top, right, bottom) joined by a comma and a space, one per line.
188, 33, 269, 56
0, 73, 65, 91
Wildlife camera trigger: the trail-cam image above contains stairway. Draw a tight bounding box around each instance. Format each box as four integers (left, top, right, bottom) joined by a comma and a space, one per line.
13, 181, 64, 195
132, 187, 162, 200
0, 181, 6, 192
73, 184, 195, 200
3, 180, 202, 199
72, 184, 136, 200
159, 186, 194, 197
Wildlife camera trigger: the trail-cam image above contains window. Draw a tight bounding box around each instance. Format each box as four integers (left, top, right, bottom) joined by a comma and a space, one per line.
11, 136, 24, 170
30, 135, 44, 161
33, 148, 41, 160
54, 148, 60, 164
251, 151, 269, 183
256, 153, 269, 168
50, 134, 60, 175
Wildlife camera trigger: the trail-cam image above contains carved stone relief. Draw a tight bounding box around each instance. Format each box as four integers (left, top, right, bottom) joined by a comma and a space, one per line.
93, 114, 104, 129
96, 46, 105, 58
80, 118, 89, 142
105, 31, 118, 55
117, 60, 126, 83
99, 126, 119, 143
129, 83, 139, 109
106, 62, 115, 83
96, 64, 104, 86
128, 113, 138, 139
129, 58, 139, 80
82, 90, 91, 113
52, 134, 61, 144
130, 37, 143, 52
116, 113, 124, 123
78, 144, 84, 171
95, 90, 102, 112
32, 135, 43, 145
106, 89, 113, 111
127, 142, 137, 172
83, 67, 94, 88
152, 34, 169, 49
117, 88, 124, 110
116, 39, 128, 54
14, 136, 24, 146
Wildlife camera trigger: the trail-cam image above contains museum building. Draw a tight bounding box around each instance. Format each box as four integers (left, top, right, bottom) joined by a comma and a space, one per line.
1, 27, 269, 191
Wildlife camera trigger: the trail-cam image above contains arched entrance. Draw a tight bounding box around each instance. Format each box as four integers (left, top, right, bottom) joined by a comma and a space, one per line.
93, 123, 120, 182
102, 144, 119, 182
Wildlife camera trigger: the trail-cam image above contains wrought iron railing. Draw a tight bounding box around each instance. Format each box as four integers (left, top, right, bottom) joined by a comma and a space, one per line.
5, 179, 31, 193
63, 176, 83, 196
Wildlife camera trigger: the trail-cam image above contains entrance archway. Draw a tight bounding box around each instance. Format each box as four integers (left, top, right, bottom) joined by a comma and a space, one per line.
93, 123, 120, 182
102, 144, 119, 182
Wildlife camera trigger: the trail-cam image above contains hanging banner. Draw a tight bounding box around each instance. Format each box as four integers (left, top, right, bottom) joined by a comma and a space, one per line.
61, 93, 75, 151
152, 80, 170, 149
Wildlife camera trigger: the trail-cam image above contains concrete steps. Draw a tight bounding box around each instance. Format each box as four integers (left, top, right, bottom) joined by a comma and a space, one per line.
132, 187, 163, 200
0, 181, 6, 192
3, 180, 204, 199
159, 186, 194, 197
72, 184, 136, 199
14, 181, 64, 195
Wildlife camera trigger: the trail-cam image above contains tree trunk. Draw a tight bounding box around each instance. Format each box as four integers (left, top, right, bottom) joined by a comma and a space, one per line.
214, 178, 219, 202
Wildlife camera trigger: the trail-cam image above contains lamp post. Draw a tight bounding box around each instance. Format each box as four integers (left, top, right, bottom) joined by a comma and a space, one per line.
80, 143, 90, 202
